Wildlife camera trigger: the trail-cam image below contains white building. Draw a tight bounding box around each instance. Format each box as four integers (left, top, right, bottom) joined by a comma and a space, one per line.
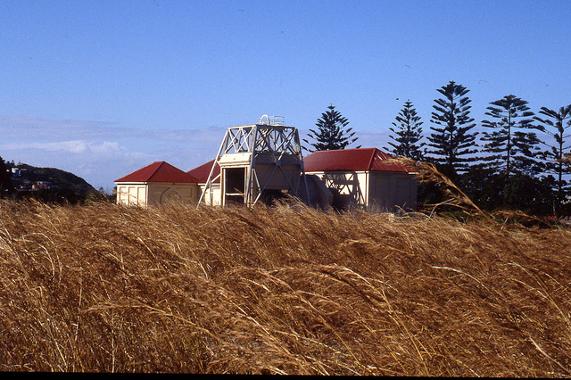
115, 161, 199, 207
303, 148, 417, 212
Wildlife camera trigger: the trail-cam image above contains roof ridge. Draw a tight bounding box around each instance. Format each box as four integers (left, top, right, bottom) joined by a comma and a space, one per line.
147, 161, 167, 181
115, 160, 200, 183
313, 147, 376, 153
366, 148, 378, 171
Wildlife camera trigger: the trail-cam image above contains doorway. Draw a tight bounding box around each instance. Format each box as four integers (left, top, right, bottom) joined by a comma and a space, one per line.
224, 167, 246, 205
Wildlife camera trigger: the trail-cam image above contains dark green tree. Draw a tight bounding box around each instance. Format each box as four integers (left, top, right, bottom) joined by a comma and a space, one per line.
534, 105, 571, 210
480, 95, 543, 206
0, 156, 11, 197
427, 81, 478, 179
303, 104, 359, 151
386, 100, 425, 160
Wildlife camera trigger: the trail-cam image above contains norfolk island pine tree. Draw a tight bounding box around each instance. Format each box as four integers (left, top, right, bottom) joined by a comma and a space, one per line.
303, 104, 360, 152
426, 81, 478, 181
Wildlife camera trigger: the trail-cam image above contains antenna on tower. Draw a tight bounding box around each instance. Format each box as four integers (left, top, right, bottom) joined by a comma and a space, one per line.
257, 114, 285, 126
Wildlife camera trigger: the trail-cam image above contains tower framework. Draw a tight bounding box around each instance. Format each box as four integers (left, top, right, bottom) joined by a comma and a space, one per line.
197, 122, 308, 207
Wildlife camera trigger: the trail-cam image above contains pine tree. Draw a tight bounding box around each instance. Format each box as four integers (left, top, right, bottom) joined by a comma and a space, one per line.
534, 105, 571, 208
386, 100, 425, 160
481, 95, 542, 176
480, 95, 543, 207
427, 81, 478, 179
303, 104, 359, 152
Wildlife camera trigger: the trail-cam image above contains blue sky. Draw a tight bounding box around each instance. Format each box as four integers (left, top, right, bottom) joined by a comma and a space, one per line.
1, 0, 570, 190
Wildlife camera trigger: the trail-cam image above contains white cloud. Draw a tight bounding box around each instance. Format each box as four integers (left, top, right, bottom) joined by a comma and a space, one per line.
0, 140, 86, 153
86, 141, 121, 154
1, 140, 121, 154
0, 115, 225, 190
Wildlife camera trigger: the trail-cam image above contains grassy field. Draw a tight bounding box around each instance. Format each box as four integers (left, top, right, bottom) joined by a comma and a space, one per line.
0, 200, 570, 375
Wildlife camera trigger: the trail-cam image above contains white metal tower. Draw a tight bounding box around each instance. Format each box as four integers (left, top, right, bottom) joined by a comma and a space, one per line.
197, 117, 309, 207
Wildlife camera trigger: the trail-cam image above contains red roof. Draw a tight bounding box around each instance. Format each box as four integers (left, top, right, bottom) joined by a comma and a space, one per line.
115, 161, 199, 183
187, 160, 220, 184
303, 148, 412, 173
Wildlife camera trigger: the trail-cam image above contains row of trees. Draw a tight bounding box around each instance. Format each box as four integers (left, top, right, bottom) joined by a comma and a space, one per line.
303, 83, 570, 216
388, 81, 570, 215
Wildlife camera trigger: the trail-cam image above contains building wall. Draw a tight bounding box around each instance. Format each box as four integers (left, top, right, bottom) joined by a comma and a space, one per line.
147, 183, 199, 206
116, 183, 148, 206
116, 182, 199, 207
305, 170, 417, 212
304, 171, 368, 209
198, 183, 222, 206
368, 172, 417, 212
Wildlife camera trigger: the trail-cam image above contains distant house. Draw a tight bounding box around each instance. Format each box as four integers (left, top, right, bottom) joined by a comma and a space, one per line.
187, 160, 221, 206
10, 168, 22, 177
303, 148, 417, 212
16, 179, 33, 192
114, 161, 199, 207
32, 181, 52, 191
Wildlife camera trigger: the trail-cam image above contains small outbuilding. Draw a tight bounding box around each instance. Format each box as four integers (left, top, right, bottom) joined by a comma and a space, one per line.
303, 148, 417, 212
115, 161, 199, 207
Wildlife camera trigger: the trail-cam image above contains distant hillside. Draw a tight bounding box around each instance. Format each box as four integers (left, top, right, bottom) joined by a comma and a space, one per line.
8, 163, 101, 203
17, 163, 96, 192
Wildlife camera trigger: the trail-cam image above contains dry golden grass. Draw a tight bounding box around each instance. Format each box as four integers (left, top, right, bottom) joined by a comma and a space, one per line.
0, 200, 570, 375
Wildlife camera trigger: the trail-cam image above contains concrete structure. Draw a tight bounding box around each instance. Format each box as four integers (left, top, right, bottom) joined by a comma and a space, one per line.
115, 161, 199, 207
304, 148, 417, 212
198, 120, 308, 207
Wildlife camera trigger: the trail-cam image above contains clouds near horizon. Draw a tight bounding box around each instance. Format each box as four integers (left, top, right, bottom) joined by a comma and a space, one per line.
0, 115, 228, 190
